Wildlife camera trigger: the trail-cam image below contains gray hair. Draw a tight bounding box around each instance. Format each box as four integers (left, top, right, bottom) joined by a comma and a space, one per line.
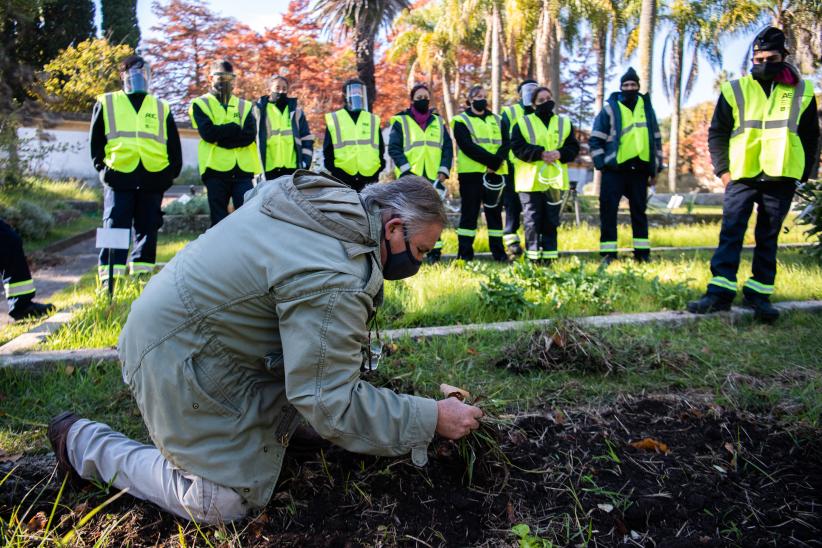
361, 176, 448, 236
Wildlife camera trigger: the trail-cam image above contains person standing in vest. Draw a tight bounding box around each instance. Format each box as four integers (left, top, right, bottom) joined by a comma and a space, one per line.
388, 84, 454, 262
323, 79, 385, 192
189, 60, 262, 227
90, 55, 182, 282
451, 85, 509, 262
256, 75, 314, 180
500, 80, 539, 258
589, 67, 663, 265
511, 86, 580, 264
688, 27, 818, 322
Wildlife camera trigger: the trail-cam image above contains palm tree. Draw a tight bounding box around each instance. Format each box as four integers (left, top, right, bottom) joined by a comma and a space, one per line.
315, 0, 410, 105
535, 0, 565, 99
637, 0, 656, 94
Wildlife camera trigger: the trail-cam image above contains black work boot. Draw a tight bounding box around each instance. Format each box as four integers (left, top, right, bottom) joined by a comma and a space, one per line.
506, 243, 524, 259
9, 301, 55, 321
47, 412, 86, 488
742, 294, 780, 323
634, 253, 651, 264
687, 293, 733, 314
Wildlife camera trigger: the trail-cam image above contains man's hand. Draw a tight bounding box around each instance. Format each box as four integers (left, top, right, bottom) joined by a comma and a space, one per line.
720, 172, 730, 187
541, 150, 560, 164
436, 397, 484, 439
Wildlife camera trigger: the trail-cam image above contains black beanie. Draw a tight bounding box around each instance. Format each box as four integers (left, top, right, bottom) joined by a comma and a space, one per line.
210, 60, 233, 74
120, 55, 145, 72
620, 67, 639, 86
753, 26, 788, 54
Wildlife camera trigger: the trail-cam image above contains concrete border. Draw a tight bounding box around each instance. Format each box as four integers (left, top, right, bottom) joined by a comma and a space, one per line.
3, 300, 820, 370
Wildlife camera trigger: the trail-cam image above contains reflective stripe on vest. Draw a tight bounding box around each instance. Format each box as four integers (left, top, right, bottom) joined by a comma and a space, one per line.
391, 114, 444, 180
722, 76, 813, 181
325, 109, 381, 177
512, 114, 570, 192
451, 112, 508, 175
504, 104, 525, 162
99, 91, 170, 173
264, 103, 297, 170
616, 96, 650, 164
190, 94, 262, 176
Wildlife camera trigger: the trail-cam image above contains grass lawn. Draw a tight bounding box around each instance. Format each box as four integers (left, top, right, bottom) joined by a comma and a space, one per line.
0, 178, 101, 253
1, 311, 820, 545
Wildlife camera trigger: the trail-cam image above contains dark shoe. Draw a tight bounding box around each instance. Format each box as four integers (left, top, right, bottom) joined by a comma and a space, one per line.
10, 301, 55, 321
426, 251, 442, 264
743, 295, 780, 323
600, 254, 617, 266
634, 254, 651, 264
47, 412, 86, 488
687, 293, 733, 314
506, 243, 524, 258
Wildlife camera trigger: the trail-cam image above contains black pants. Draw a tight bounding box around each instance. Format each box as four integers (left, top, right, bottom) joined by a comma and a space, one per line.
98, 186, 164, 279
264, 167, 296, 181
520, 191, 560, 261
503, 161, 522, 249
0, 219, 35, 315
457, 173, 505, 260
204, 175, 254, 226
707, 180, 795, 300
599, 170, 650, 257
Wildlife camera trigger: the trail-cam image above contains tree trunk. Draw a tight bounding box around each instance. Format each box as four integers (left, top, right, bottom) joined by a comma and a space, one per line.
480, 16, 492, 75
407, 58, 418, 90
353, 27, 377, 108
637, 0, 656, 95
591, 25, 607, 195
535, 2, 550, 85
547, 15, 561, 100
440, 66, 455, 122
667, 32, 684, 193
491, 3, 501, 114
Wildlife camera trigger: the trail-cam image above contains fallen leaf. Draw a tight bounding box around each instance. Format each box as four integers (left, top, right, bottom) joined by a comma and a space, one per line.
72, 502, 89, 516
597, 503, 614, 513
0, 450, 23, 463
506, 501, 516, 524
384, 343, 399, 356
551, 332, 566, 348
439, 383, 470, 401
64, 365, 75, 375
466, 347, 479, 356
550, 409, 566, 425
629, 437, 670, 454
712, 464, 727, 474
723, 442, 736, 455
613, 516, 628, 535
27, 511, 47, 532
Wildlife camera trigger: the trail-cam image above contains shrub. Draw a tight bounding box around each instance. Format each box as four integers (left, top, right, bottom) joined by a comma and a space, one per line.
162, 194, 209, 216
0, 200, 55, 239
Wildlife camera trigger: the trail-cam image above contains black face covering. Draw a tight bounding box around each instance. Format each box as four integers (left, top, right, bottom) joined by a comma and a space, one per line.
272, 92, 288, 108
535, 100, 554, 116
621, 90, 639, 104
751, 61, 783, 81
382, 226, 422, 280
413, 99, 430, 113
471, 99, 487, 112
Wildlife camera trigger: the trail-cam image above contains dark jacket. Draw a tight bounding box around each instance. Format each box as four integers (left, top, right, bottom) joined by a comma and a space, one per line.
511, 110, 580, 164
256, 96, 314, 178
322, 109, 386, 187
452, 109, 509, 172
90, 92, 183, 192
708, 67, 819, 183
191, 93, 258, 180
589, 92, 663, 175
387, 108, 453, 179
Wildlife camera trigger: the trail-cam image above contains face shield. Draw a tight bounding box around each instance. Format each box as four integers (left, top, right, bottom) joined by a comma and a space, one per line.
211, 72, 236, 104
123, 64, 151, 94
520, 83, 538, 106
345, 82, 368, 112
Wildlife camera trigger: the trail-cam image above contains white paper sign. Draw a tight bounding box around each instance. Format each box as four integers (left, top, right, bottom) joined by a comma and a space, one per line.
666, 195, 684, 210
177, 194, 192, 205
96, 228, 131, 250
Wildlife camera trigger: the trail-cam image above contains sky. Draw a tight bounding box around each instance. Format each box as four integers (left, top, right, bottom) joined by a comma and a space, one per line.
96, 0, 760, 118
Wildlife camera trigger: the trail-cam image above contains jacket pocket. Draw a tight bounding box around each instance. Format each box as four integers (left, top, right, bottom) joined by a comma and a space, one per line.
182, 355, 242, 419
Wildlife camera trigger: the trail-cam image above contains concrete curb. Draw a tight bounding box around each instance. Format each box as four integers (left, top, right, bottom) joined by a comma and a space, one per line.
3, 300, 820, 370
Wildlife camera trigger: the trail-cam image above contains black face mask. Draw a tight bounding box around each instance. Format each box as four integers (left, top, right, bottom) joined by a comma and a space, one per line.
271, 92, 288, 107
751, 61, 783, 81
535, 100, 554, 115
413, 99, 430, 113
382, 227, 422, 280
471, 99, 487, 112
621, 90, 639, 102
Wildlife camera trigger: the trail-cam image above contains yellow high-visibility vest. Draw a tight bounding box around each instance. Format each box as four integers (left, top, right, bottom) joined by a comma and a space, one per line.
512, 113, 571, 192
99, 90, 170, 173
324, 109, 381, 177
264, 103, 297, 170
451, 112, 508, 175
189, 94, 262, 175
616, 96, 650, 164
390, 113, 444, 180
721, 75, 814, 180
